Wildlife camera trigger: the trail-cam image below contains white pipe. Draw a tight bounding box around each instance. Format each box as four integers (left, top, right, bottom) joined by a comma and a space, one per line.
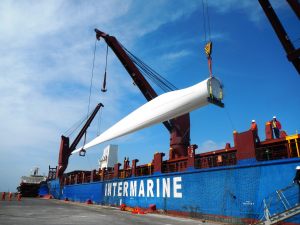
72, 77, 223, 154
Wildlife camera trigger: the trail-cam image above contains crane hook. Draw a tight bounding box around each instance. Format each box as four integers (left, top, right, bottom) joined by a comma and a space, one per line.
101, 71, 107, 92
101, 44, 109, 93
79, 149, 86, 157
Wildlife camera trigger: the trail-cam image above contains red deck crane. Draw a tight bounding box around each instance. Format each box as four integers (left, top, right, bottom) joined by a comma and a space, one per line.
95, 29, 190, 160
258, 0, 300, 74
56, 103, 104, 179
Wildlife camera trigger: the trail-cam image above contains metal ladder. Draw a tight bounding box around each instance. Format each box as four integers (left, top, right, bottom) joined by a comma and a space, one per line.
255, 184, 300, 225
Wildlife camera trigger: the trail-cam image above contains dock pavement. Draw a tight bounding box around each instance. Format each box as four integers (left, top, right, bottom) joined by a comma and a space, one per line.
0, 197, 225, 225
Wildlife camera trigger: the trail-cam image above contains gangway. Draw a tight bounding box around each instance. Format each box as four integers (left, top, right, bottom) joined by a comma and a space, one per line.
254, 184, 300, 225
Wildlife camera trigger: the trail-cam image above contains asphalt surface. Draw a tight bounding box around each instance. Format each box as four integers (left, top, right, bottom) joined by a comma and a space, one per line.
0, 198, 223, 225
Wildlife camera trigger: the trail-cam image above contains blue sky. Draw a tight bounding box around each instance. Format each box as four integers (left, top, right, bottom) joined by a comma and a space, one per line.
0, 0, 299, 192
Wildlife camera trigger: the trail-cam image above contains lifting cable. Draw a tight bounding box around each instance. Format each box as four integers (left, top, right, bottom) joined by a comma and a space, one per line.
202, 0, 212, 43
202, 0, 207, 43
201, 1, 236, 133
97, 107, 103, 136
85, 150, 94, 171
225, 107, 236, 131
121, 44, 177, 92
202, 0, 213, 77
96, 39, 177, 93
83, 38, 98, 147
64, 113, 89, 137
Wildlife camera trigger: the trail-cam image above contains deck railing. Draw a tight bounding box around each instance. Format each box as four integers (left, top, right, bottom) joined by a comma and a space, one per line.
61, 136, 300, 186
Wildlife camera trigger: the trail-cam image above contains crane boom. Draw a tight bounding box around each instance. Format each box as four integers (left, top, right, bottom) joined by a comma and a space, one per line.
95, 29, 190, 159
258, 0, 300, 74
56, 103, 104, 178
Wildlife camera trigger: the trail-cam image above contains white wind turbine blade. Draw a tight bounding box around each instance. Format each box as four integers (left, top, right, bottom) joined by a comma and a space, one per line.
72, 77, 223, 154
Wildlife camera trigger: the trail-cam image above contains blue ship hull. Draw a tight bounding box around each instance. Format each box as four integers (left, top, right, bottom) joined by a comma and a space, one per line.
49, 158, 300, 224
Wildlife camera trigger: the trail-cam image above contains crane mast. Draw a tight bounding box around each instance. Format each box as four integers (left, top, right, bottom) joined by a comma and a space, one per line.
95, 29, 190, 159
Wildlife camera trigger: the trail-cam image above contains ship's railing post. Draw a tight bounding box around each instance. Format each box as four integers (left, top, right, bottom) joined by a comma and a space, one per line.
82, 172, 85, 183
100, 168, 105, 181
153, 152, 165, 174
186, 144, 197, 170
90, 170, 94, 182
114, 163, 121, 179
286, 134, 300, 158
74, 174, 78, 184
123, 158, 130, 170
131, 159, 139, 177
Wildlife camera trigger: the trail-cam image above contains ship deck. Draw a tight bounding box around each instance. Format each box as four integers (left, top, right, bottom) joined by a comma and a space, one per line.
0, 197, 224, 225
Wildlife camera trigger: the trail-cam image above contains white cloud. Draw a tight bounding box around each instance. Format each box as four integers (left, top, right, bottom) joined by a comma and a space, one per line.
197, 140, 226, 153
206, 0, 262, 22
113, 0, 200, 40
207, 0, 289, 23
162, 49, 192, 61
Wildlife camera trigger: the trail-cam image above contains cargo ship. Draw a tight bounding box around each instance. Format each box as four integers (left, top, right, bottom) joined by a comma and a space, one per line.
48, 128, 300, 224
46, 1, 300, 224
17, 167, 47, 197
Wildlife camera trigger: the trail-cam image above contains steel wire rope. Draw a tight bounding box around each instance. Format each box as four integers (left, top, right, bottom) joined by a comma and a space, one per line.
122, 45, 174, 88
63, 114, 86, 137
87, 39, 98, 122
224, 106, 236, 132
64, 111, 92, 137
202, 0, 212, 42
131, 55, 177, 91
97, 107, 103, 136
83, 38, 98, 147
126, 51, 174, 92
205, 0, 212, 41
132, 60, 170, 92
203, 0, 236, 140
131, 58, 173, 92
202, 0, 207, 43
128, 52, 177, 91
121, 45, 177, 92
85, 149, 94, 171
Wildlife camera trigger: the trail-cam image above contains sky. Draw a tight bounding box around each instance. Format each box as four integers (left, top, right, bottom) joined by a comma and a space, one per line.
0, 0, 299, 192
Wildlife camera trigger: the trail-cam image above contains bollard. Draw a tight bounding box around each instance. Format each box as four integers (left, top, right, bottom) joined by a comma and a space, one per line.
17, 193, 22, 201
149, 204, 156, 211
1, 192, 5, 201
8, 192, 12, 201
86, 199, 93, 204
120, 203, 126, 211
